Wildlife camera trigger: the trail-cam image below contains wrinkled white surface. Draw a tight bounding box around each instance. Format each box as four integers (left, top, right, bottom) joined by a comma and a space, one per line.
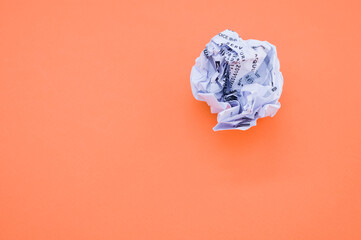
190, 29, 283, 131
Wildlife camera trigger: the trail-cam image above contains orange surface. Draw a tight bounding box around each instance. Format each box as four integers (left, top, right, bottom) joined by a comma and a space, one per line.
1, 0, 361, 239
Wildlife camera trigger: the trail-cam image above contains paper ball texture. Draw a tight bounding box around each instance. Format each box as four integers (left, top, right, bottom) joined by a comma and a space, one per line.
190, 29, 283, 131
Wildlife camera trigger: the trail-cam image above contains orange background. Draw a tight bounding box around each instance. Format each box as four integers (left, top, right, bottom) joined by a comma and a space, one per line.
1, 0, 361, 239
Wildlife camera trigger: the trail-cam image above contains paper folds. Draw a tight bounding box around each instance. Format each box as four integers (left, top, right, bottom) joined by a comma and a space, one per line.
190, 29, 284, 131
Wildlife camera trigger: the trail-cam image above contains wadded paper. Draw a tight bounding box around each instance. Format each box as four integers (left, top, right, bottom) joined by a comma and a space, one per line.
190, 29, 283, 131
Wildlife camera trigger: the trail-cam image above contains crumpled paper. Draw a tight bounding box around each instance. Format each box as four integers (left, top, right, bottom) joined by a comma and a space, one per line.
190, 29, 283, 131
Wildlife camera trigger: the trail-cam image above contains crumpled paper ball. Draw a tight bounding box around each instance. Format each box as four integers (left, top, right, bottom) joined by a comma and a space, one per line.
190, 29, 283, 131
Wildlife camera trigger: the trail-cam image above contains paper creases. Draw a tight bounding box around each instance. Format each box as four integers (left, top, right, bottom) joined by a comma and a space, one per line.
190, 29, 284, 131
